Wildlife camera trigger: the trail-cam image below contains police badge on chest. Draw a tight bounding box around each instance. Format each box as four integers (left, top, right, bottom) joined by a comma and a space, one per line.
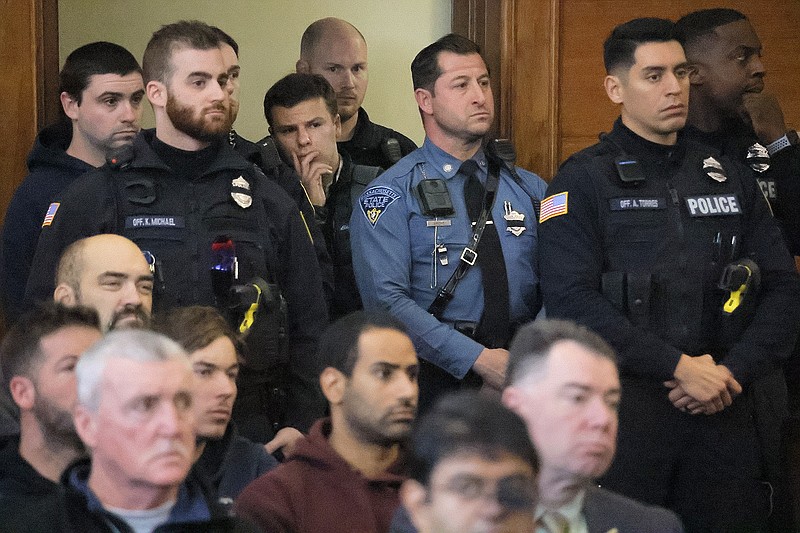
231, 176, 252, 208
503, 201, 525, 236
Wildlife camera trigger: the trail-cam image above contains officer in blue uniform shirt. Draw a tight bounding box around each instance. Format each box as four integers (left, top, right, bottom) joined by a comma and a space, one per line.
350, 34, 546, 410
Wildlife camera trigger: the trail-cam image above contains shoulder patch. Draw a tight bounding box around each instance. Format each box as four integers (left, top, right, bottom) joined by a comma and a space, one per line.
42, 203, 60, 227
359, 186, 401, 227
539, 192, 568, 223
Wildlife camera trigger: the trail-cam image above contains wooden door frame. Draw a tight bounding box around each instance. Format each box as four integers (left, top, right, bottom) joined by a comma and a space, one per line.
452, 0, 559, 178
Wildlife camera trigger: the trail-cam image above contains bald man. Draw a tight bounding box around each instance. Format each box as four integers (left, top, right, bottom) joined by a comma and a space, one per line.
53, 234, 153, 331
297, 17, 417, 169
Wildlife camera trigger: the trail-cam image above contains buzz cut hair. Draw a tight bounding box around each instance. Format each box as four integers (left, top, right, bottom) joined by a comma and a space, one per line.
675, 9, 748, 49
300, 17, 365, 60
142, 20, 222, 84
406, 390, 539, 486
317, 310, 408, 378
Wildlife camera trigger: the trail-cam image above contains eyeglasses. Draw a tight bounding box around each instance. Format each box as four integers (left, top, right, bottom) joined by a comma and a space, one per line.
434, 473, 536, 510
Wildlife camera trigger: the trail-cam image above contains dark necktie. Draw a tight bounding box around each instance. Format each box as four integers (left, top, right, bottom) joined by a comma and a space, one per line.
460, 159, 511, 347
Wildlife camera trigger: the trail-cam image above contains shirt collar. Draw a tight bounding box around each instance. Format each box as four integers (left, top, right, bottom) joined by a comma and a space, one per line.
535, 489, 587, 531
421, 137, 488, 179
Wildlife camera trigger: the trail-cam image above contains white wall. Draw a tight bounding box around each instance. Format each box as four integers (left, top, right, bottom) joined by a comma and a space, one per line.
59, 0, 452, 144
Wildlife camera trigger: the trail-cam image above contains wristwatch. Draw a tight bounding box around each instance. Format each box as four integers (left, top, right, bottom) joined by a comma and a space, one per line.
767, 130, 799, 156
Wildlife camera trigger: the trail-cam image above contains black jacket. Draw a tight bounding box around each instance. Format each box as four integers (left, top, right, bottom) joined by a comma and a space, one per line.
539, 119, 800, 386
0, 121, 94, 321
232, 131, 335, 305
25, 129, 329, 432
338, 108, 417, 169
1, 458, 259, 533
0, 435, 63, 529
685, 122, 800, 255
195, 423, 277, 501
316, 151, 381, 318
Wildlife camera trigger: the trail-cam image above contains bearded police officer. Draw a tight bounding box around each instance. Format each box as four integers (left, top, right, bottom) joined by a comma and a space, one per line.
537, 18, 800, 532
350, 34, 546, 412
25, 21, 329, 455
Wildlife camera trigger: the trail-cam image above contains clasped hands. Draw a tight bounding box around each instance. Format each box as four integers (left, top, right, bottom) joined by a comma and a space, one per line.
664, 354, 741, 416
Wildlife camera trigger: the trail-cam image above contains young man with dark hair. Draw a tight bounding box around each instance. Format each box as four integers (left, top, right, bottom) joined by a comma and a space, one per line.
155, 305, 277, 500
396, 391, 538, 533
0, 302, 101, 518
210, 26, 334, 308
537, 17, 800, 531
25, 20, 329, 456
236, 310, 419, 533
350, 33, 547, 412
265, 72, 382, 318
503, 320, 683, 532
297, 17, 417, 169
1, 41, 144, 322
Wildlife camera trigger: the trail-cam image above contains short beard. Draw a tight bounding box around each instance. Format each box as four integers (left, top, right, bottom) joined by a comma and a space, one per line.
31, 394, 84, 454
342, 389, 414, 448
108, 304, 151, 331
166, 93, 233, 142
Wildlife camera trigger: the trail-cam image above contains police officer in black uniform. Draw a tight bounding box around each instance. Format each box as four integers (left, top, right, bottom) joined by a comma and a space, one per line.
538, 18, 800, 532
25, 21, 329, 455
676, 9, 800, 259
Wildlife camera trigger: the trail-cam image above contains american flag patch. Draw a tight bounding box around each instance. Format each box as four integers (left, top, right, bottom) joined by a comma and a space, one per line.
42, 203, 60, 227
539, 192, 568, 223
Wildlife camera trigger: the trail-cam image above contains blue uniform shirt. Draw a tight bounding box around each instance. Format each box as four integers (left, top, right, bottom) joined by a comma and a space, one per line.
350, 138, 546, 378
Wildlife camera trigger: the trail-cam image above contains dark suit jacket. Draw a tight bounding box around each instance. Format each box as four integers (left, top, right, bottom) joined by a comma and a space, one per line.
584, 486, 684, 533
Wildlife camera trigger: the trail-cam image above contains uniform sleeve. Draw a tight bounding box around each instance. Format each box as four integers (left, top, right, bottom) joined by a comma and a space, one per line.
719, 164, 800, 386
538, 160, 683, 381
270, 193, 329, 431
767, 144, 800, 255
350, 181, 483, 379
23, 173, 115, 309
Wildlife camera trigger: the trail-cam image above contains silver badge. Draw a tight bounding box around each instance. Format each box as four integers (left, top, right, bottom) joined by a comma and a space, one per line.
702, 156, 727, 183
503, 201, 526, 236
746, 143, 770, 173
231, 175, 252, 208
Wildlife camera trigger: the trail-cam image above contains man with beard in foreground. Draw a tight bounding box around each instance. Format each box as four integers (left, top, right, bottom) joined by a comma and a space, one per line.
236, 311, 419, 533
54, 234, 153, 332
24, 20, 330, 451
0, 302, 101, 518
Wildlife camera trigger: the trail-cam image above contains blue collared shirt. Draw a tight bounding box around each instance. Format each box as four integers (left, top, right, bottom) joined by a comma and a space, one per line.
350, 138, 546, 377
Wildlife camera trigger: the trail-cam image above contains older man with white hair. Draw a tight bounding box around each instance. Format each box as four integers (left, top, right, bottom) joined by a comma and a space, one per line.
6, 329, 257, 532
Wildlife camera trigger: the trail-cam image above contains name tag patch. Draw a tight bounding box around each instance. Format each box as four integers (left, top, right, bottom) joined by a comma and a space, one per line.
359, 186, 401, 227
609, 197, 665, 211
685, 194, 741, 217
125, 215, 186, 229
